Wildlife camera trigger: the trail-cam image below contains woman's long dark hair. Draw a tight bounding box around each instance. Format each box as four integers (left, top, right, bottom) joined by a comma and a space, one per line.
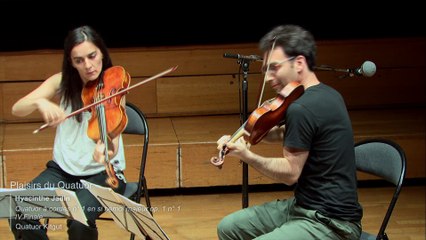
59, 25, 113, 122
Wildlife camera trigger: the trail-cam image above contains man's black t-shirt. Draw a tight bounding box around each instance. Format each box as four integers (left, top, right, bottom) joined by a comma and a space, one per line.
284, 82, 363, 221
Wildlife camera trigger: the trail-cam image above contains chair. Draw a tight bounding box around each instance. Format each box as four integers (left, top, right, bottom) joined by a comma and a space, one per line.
121, 102, 152, 214
355, 138, 407, 240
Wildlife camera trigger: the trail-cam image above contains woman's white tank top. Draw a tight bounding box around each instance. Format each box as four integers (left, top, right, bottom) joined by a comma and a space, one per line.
53, 103, 126, 176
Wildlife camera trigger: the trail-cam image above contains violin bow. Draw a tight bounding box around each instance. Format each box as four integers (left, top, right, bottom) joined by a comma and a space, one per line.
256, 38, 276, 108
33, 66, 178, 134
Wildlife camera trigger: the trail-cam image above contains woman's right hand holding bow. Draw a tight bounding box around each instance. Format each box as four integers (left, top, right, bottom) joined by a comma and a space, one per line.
35, 98, 66, 127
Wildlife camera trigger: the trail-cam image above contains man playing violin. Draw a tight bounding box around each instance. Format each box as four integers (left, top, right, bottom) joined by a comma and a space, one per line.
10, 25, 127, 240
216, 25, 362, 239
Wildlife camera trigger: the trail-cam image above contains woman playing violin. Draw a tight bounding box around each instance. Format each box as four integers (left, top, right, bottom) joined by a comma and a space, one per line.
10, 25, 126, 240
216, 25, 362, 240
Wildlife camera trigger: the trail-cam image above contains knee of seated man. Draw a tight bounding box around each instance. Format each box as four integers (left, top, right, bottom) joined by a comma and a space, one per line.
217, 214, 238, 235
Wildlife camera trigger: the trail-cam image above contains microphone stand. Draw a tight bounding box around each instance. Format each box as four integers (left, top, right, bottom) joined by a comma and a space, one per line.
225, 53, 261, 208
314, 61, 377, 78
314, 65, 353, 78
239, 59, 250, 209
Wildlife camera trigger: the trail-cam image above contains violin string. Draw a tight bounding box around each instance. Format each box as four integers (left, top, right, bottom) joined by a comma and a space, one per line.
95, 81, 110, 165
96, 79, 118, 187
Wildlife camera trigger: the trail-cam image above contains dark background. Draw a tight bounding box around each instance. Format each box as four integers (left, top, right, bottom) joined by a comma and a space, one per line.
0, 1, 424, 52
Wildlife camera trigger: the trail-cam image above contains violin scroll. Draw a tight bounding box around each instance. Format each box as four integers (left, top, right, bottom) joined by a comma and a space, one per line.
210, 125, 248, 168
210, 149, 226, 169
105, 162, 119, 188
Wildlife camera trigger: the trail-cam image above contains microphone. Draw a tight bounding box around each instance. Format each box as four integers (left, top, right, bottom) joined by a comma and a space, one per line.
223, 53, 263, 62
352, 60, 376, 77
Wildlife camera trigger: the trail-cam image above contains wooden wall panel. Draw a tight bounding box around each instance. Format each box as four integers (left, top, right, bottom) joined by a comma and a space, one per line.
316, 38, 426, 68
124, 144, 179, 189
122, 117, 179, 189
109, 43, 261, 77
156, 74, 264, 116
320, 68, 426, 109
393, 136, 425, 178
1, 82, 43, 122
180, 143, 243, 187
1, 38, 425, 120
3, 123, 55, 150
0, 43, 261, 81
2, 123, 53, 188
1, 67, 425, 121
2, 38, 424, 82
124, 78, 157, 116
0, 51, 62, 81
174, 115, 242, 187
3, 151, 51, 188
1, 79, 158, 122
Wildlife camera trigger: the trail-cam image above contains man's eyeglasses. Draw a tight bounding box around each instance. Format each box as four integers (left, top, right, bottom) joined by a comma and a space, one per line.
262, 57, 295, 74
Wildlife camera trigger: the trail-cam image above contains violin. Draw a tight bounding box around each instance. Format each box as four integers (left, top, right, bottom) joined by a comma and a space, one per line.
244, 82, 304, 145
82, 66, 130, 189
210, 82, 304, 168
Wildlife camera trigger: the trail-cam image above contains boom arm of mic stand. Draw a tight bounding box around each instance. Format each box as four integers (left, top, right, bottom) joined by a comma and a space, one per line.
314, 65, 353, 78
314, 65, 350, 73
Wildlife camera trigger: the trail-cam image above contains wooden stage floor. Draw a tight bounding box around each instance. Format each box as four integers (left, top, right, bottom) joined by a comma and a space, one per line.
1, 186, 424, 240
